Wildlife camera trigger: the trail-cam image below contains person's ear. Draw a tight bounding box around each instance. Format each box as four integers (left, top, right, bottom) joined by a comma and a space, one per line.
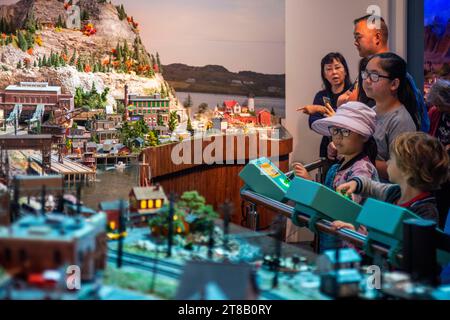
374, 31, 382, 46
391, 78, 400, 92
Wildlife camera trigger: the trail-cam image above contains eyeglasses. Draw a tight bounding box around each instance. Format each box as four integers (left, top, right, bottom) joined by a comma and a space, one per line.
328, 127, 351, 137
361, 70, 392, 83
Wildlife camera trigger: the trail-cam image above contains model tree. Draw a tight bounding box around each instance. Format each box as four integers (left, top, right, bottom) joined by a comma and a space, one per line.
147, 130, 159, 147
69, 49, 76, 65
178, 191, 206, 215
160, 84, 166, 99
168, 111, 178, 132
56, 15, 66, 28
186, 116, 194, 136
16, 31, 28, 52
198, 103, 209, 114
116, 4, 127, 20
178, 191, 218, 233
183, 94, 193, 109
76, 57, 83, 71
156, 52, 162, 74
24, 11, 38, 34
80, 10, 90, 22
0, 17, 13, 34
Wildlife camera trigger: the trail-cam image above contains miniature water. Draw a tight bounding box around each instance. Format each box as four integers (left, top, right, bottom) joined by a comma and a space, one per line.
80, 164, 139, 210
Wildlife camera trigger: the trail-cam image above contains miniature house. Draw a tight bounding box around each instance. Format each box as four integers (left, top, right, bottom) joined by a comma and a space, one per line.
0, 82, 73, 121
323, 248, 361, 270
223, 100, 241, 115
86, 142, 98, 153
125, 91, 171, 127
129, 185, 168, 215
0, 213, 107, 281
319, 248, 362, 298
131, 137, 145, 148
93, 119, 119, 143
212, 117, 228, 132
99, 200, 130, 237
257, 109, 272, 127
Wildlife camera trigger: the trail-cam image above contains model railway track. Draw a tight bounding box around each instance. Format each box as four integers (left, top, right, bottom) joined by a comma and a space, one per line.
107, 250, 285, 300
107, 251, 183, 280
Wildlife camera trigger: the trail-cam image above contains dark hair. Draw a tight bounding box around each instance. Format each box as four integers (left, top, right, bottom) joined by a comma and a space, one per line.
364, 136, 378, 165
354, 14, 389, 45
367, 52, 420, 130
320, 52, 352, 95
357, 57, 372, 105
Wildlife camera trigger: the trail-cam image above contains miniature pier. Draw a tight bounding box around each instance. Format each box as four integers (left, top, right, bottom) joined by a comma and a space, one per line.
28, 154, 96, 186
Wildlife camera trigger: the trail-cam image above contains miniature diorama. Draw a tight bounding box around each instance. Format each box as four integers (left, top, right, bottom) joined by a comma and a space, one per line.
0, 0, 449, 304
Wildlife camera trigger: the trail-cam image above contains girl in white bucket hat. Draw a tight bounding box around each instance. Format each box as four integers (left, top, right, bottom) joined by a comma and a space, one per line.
294, 101, 380, 251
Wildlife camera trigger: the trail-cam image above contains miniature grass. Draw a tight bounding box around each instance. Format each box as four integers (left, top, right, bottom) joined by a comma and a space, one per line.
103, 266, 178, 299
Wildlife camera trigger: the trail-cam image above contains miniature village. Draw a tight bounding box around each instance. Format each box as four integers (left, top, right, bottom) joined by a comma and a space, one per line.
0, 0, 299, 301
0, 0, 449, 302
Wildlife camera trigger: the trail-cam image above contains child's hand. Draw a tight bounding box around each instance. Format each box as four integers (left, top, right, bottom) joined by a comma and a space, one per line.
293, 162, 312, 180
331, 220, 356, 231
336, 180, 357, 196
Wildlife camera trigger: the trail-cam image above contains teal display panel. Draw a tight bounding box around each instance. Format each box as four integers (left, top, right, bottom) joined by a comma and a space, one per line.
357, 198, 450, 266
285, 177, 362, 229
239, 157, 291, 202
357, 198, 420, 247
356, 198, 421, 264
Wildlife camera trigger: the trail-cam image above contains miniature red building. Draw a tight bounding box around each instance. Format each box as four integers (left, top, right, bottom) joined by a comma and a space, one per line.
257, 109, 272, 127
0, 82, 73, 121
223, 100, 241, 114
0, 213, 107, 281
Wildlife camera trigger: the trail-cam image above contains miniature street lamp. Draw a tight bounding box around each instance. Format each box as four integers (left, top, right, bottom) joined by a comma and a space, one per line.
272, 214, 283, 289
167, 193, 176, 257
207, 220, 214, 260
220, 201, 233, 253
40, 185, 46, 216
117, 199, 126, 268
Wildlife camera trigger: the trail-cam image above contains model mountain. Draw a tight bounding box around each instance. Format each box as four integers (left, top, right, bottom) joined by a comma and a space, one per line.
0, 0, 176, 109
163, 63, 285, 98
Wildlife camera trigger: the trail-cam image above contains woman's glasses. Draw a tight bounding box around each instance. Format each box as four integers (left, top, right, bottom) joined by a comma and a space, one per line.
328, 127, 351, 137
361, 70, 392, 83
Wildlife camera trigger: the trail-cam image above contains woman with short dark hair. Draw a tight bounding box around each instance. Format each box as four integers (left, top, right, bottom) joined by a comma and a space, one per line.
298, 52, 352, 158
